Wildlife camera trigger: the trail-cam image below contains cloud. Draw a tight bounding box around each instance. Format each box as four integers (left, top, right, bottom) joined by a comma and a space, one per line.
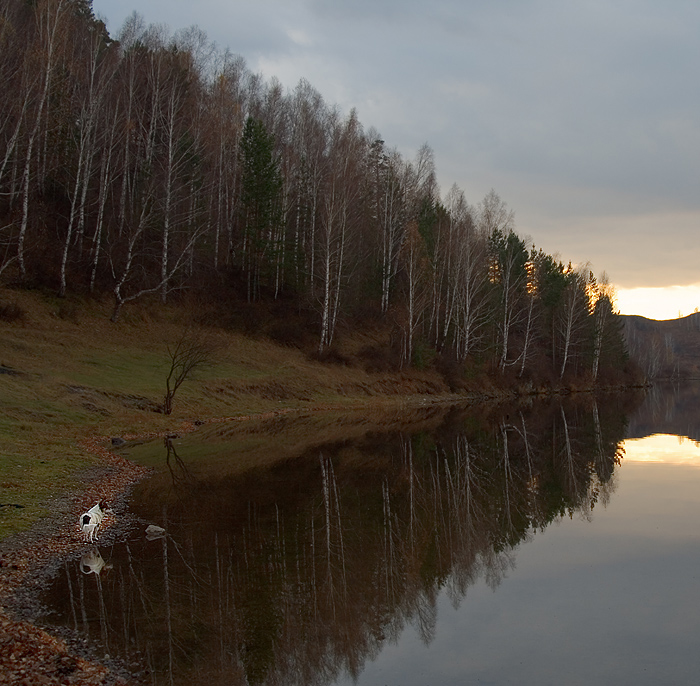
517, 208, 700, 290
93, 0, 700, 300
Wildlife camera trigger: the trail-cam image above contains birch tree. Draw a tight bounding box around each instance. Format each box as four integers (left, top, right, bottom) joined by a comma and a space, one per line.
286, 80, 328, 293
487, 225, 528, 372
398, 221, 430, 365
156, 47, 203, 304
17, 0, 69, 278
368, 140, 406, 313
59, 25, 115, 296
205, 51, 247, 270
557, 265, 591, 379
590, 273, 617, 380
317, 110, 365, 351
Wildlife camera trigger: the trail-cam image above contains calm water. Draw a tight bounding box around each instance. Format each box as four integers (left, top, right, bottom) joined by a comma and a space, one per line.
42, 389, 700, 685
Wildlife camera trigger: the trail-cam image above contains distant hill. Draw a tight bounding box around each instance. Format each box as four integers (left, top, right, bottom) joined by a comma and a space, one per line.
621, 312, 700, 379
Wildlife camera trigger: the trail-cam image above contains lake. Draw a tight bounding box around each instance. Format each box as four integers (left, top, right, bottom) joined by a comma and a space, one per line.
41, 387, 700, 685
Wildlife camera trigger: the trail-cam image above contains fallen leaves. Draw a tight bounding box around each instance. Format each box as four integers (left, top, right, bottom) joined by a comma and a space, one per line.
0, 435, 151, 685
0, 613, 120, 685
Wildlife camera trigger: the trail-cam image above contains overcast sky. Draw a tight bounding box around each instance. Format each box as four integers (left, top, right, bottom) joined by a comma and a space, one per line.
92, 0, 700, 319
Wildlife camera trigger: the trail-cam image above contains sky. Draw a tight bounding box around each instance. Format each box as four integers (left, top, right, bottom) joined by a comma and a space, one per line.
91, 0, 700, 320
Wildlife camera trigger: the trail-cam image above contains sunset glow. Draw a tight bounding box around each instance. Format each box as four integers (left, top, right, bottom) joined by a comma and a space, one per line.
623, 434, 700, 465
615, 284, 700, 321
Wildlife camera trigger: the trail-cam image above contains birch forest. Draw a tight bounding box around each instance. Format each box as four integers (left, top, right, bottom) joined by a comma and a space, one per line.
0, 0, 632, 383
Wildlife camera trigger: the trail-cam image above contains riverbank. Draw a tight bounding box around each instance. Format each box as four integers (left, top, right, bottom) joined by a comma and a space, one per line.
1, 399, 481, 684
0, 440, 147, 685
0, 286, 469, 540
0, 282, 466, 684
0, 286, 643, 683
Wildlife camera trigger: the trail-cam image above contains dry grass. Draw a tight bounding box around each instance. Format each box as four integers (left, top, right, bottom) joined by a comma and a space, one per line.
0, 287, 459, 540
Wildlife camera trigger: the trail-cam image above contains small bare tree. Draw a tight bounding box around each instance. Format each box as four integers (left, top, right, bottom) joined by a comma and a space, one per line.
163, 330, 216, 415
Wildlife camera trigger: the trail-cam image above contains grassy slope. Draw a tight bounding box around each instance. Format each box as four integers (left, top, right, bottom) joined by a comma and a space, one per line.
0, 287, 461, 540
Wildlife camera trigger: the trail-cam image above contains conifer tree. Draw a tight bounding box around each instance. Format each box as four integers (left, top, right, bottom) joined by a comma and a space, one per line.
239, 116, 283, 301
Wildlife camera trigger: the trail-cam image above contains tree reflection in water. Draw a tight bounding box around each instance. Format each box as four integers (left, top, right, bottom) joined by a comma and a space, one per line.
44, 398, 630, 685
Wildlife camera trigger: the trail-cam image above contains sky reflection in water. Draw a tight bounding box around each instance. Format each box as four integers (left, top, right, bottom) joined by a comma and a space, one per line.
346, 451, 700, 686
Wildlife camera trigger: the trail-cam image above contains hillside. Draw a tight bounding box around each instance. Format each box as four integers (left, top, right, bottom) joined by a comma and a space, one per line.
0, 286, 478, 540
0, 284, 647, 541
0, 0, 632, 387
622, 312, 700, 379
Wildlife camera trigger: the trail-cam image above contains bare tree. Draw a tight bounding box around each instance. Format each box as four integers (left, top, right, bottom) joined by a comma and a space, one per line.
368, 141, 406, 313
399, 220, 430, 365
590, 272, 616, 380
17, 0, 69, 278
317, 109, 365, 351
163, 329, 217, 415
557, 265, 591, 379
59, 26, 116, 296
485, 202, 528, 372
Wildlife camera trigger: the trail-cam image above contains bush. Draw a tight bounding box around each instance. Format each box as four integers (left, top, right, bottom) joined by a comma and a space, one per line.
0, 302, 24, 323
359, 343, 399, 372
435, 349, 464, 391
311, 347, 351, 366
57, 300, 79, 323
412, 341, 436, 370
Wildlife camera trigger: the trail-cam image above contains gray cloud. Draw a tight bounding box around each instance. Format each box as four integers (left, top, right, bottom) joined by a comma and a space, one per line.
94, 0, 700, 289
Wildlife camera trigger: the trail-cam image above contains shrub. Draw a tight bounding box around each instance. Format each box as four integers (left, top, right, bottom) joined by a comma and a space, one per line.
359, 343, 399, 372
57, 300, 79, 323
0, 302, 25, 323
412, 341, 436, 370
435, 349, 464, 391
311, 347, 351, 366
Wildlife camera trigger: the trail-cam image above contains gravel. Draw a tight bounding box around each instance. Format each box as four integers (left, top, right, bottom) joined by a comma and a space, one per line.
0, 437, 152, 685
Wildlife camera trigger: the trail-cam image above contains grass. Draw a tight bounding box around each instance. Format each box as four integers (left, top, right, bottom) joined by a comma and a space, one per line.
0, 287, 457, 541
0, 439, 94, 538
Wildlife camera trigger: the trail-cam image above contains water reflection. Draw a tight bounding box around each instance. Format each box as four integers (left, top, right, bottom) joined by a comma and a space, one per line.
45, 398, 635, 684
627, 380, 700, 440
79, 549, 112, 576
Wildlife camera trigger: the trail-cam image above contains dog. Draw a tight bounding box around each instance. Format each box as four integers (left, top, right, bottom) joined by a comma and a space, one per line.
78, 501, 108, 542
79, 548, 112, 575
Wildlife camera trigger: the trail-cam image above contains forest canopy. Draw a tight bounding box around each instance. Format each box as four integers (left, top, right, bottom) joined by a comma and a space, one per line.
0, 0, 633, 385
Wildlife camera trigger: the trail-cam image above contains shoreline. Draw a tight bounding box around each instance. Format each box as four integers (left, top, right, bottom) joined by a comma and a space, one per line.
0, 399, 464, 684
0, 387, 648, 684
0, 430, 152, 685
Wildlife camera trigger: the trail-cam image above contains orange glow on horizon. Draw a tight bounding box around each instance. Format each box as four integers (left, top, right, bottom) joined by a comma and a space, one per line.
615, 284, 700, 321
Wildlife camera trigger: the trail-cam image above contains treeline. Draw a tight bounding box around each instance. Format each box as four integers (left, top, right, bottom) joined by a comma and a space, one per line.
0, 0, 632, 383
623, 313, 700, 380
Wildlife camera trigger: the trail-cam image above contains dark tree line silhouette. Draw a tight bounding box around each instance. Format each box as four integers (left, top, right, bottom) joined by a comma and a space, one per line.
0, 0, 633, 383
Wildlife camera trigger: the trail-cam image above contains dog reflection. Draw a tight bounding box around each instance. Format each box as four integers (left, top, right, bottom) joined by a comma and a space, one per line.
79, 548, 113, 575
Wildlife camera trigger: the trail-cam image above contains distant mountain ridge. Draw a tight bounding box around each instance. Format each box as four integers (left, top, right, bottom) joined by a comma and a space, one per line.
622, 312, 700, 379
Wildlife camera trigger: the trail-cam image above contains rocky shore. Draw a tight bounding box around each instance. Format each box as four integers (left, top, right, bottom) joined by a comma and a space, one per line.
0, 437, 150, 685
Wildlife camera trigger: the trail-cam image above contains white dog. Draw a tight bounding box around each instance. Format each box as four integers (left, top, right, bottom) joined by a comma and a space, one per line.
78, 501, 108, 542
79, 549, 112, 575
